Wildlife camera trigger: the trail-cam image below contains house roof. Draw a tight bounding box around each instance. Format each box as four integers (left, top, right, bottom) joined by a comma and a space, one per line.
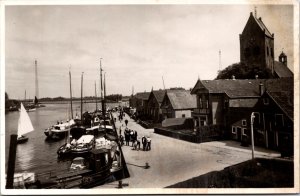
229, 98, 259, 108
162, 118, 187, 127
274, 61, 293, 78
267, 91, 293, 121
165, 90, 197, 110
135, 92, 151, 100
264, 78, 294, 121
191, 79, 265, 98
152, 90, 167, 103
191, 78, 294, 99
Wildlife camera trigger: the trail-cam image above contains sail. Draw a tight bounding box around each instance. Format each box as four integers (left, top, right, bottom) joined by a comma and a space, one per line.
18, 103, 34, 136
34, 96, 38, 105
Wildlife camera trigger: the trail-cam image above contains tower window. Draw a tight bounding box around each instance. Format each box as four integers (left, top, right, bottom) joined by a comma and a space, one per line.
271, 48, 273, 57
253, 46, 260, 56
244, 47, 251, 57
267, 46, 269, 56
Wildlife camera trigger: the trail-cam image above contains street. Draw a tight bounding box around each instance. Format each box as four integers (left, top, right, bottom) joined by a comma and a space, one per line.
99, 112, 280, 188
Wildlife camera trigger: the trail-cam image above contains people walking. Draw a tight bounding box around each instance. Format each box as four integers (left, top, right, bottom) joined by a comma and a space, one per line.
124, 128, 130, 146
146, 136, 151, 151
142, 136, 147, 151
125, 119, 128, 126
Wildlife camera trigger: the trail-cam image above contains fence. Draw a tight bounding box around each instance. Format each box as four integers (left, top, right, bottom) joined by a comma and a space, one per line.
154, 125, 225, 143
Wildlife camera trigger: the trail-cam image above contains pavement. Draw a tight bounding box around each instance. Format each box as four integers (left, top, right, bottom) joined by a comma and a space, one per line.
96, 112, 281, 189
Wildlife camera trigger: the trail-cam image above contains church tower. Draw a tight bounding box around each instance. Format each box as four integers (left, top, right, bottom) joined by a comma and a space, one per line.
239, 12, 275, 73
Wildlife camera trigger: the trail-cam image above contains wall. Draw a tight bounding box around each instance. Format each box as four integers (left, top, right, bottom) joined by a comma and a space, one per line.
175, 110, 192, 118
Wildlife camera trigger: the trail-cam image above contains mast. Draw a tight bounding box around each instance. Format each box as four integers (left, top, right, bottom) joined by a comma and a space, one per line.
103, 72, 106, 135
95, 81, 98, 111
69, 69, 73, 119
81, 72, 84, 121
35, 60, 39, 100
25, 90, 26, 102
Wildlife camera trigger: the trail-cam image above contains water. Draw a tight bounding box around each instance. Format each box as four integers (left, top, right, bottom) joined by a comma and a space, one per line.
5, 102, 122, 175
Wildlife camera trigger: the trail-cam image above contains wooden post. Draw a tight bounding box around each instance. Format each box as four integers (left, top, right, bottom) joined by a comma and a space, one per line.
6, 134, 18, 189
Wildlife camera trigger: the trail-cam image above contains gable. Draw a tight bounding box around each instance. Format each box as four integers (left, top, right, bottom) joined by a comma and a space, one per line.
191, 79, 209, 94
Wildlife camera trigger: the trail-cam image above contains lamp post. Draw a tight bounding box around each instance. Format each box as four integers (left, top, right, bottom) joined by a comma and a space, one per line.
250, 112, 255, 159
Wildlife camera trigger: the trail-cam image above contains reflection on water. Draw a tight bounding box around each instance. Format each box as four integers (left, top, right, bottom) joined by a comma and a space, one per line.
5, 102, 122, 174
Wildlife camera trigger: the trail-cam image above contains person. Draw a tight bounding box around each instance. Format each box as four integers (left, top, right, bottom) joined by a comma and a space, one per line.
134, 131, 138, 141
142, 136, 147, 151
119, 127, 122, 136
119, 135, 124, 146
125, 119, 128, 126
125, 129, 130, 146
130, 130, 135, 147
146, 136, 151, 151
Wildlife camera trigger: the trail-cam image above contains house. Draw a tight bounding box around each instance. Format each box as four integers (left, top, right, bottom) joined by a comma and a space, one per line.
191, 78, 294, 154
160, 90, 197, 119
146, 90, 166, 123
129, 92, 150, 118
240, 12, 293, 78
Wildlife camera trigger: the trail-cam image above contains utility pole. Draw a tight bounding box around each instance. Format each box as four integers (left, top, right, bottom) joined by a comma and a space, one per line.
35, 60, 39, 99
81, 72, 84, 121
162, 76, 166, 90
250, 112, 255, 159
69, 69, 73, 119
95, 81, 98, 111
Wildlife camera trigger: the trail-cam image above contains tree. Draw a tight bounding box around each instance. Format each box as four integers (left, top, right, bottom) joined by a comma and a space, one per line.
216, 62, 275, 79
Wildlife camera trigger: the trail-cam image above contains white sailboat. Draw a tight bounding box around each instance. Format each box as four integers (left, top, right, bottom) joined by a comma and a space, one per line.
17, 103, 34, 143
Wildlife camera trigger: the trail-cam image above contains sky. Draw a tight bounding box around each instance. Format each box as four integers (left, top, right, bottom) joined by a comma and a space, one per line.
4, 3, 295, 99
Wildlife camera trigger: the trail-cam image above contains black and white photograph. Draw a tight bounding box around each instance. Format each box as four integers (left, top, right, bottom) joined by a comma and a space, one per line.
1, 0, 299, 194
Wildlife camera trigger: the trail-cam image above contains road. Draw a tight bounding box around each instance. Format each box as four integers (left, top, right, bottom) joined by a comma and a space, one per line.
98, 112, 280, 189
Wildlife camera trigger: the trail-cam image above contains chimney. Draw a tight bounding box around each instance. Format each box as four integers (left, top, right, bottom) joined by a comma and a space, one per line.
259, 83, 264, 96
232, 75, 236, 80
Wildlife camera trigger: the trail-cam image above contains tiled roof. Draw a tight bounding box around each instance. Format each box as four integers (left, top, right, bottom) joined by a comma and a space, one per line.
274, 61, 293, 78
162, 118, 187, 127
191, 78, 293, 98
267, 91, 293, 121
192, 79, 265, 98
152, 90, 167, 103
135, 92, 150, 100
265, 78, 294, 121
166, 90, 197, 110
229, 98, 259, 108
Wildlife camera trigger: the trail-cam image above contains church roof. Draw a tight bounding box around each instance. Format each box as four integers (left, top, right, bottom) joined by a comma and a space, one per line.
274, 61, 293, 78
253, 15, 273, 38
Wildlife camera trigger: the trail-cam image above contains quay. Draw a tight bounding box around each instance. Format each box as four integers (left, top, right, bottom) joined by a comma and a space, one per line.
96, 112, 280, 188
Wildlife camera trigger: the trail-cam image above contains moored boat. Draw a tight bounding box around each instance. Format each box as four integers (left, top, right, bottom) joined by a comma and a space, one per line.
44, 119, 75, 140
57, 134, 95, 159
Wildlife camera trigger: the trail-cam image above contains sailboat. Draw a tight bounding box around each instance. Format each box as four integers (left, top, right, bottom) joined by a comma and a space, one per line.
17, 103, 34, 144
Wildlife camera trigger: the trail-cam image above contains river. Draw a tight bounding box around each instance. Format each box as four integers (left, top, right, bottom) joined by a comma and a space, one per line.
5, 102, 123, 175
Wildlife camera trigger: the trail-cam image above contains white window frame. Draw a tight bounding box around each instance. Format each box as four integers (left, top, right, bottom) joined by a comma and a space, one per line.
263, 98, 269, 105
232, 126, 236, 134
242, 119, 247, 126
242, 128, 247, 136
253, 112, 260, 123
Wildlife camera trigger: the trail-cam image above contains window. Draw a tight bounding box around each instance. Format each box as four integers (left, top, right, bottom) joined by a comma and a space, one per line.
199, 116, 207, 126
244, 47, 251, 57
253, 46, 260, 56
242, 120, 247, 126
253, 112, 260, 124
206, 100, 209, 109
199, 97, 203, 108
271, 48, 273, 57
275, 114, 284, 127
263, 98, 269, 105
232, 126, 236, 134
242, 128, 247, 136
182, 114, 186, 118
267, 46, 269, 56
